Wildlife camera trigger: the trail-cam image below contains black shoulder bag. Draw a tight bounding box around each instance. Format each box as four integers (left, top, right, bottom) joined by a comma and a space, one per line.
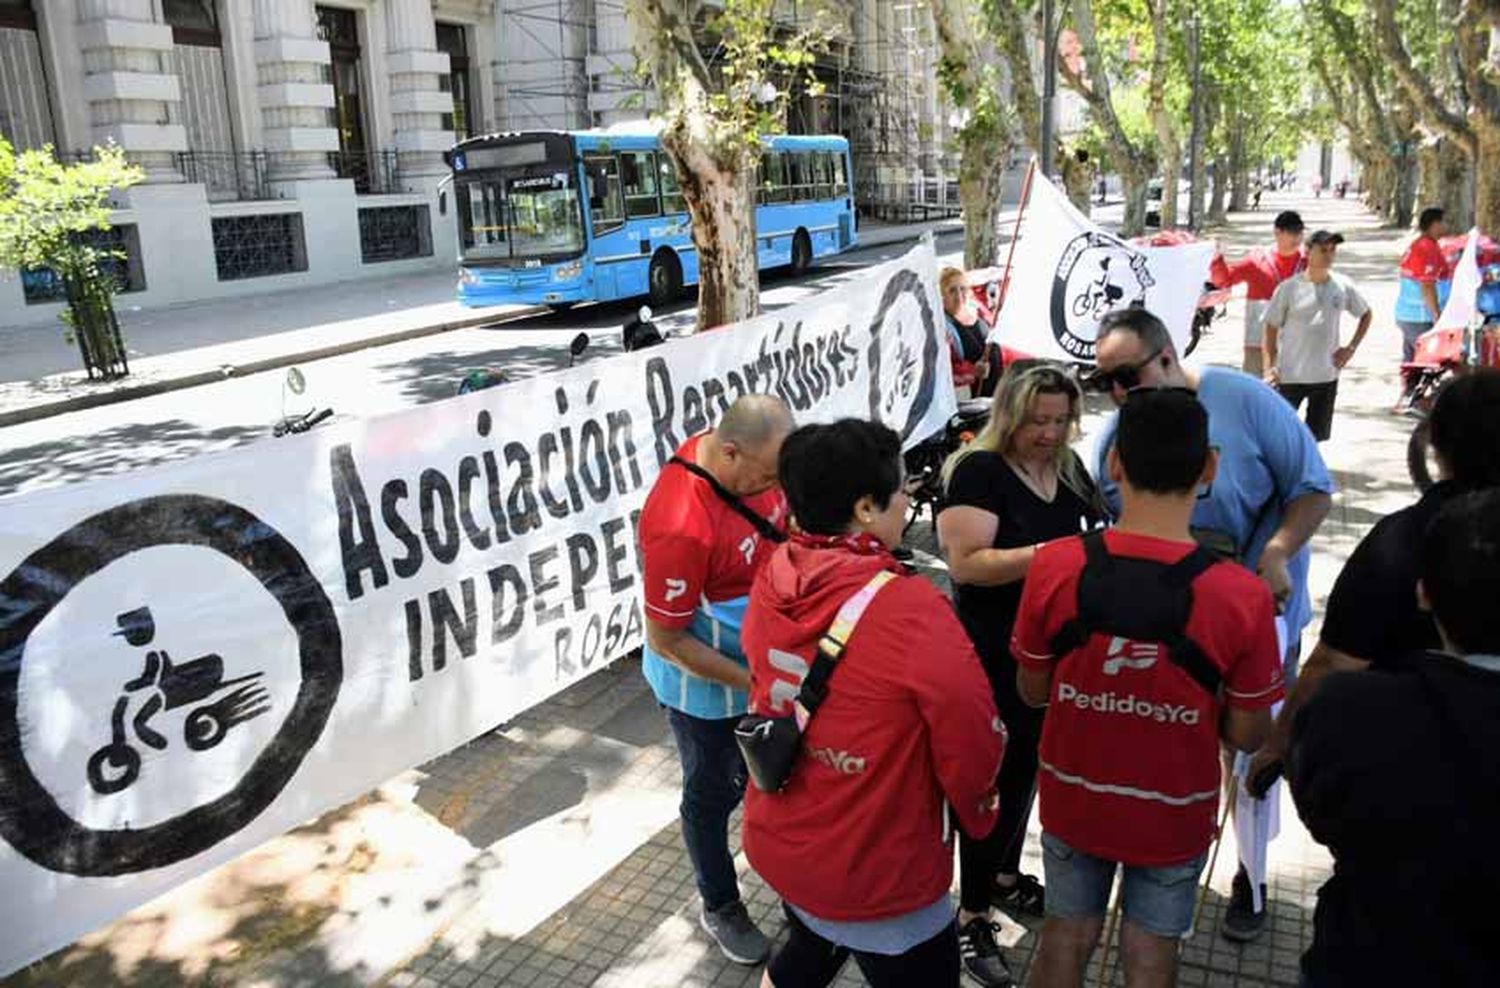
736, 570, 897, 793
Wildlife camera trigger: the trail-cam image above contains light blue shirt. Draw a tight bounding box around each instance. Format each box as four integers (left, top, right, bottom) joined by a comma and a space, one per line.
1093, 367, 1336, 645
641, 596, 751, 720
790, 894, 955, 955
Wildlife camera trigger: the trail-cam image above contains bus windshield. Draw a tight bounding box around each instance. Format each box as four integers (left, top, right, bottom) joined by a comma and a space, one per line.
457, 170, 584, 263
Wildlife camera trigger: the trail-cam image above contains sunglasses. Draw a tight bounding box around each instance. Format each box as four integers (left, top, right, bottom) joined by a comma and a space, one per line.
1085, 348, 1164, 393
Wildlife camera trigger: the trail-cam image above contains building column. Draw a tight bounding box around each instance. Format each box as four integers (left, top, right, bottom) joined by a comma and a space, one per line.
75, 0, 185, 182
253, 0, 337, 183
386, 0, 453, 181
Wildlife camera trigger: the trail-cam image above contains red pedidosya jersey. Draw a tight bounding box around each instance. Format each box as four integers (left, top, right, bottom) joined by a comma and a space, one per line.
1399, 235, 1453, 284
638, 434, 788, 632
1011, 530, 1284, 865
741, 535, 1004, 921
1210, 248, 1306, 302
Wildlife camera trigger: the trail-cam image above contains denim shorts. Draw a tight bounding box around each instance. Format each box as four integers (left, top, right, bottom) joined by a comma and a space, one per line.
1041, 832, 1208, 939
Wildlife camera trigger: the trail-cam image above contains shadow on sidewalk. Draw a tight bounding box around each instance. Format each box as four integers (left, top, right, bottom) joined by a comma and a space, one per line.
0, 420, 264, 498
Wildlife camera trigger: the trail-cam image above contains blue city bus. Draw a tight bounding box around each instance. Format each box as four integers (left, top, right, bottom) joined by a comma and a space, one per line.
443, 126, 857, 309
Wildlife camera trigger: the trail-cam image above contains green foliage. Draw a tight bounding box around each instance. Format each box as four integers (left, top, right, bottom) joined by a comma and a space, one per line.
629, 0, 835, 168
0, 137, 143, 376
0, 137, 142, 273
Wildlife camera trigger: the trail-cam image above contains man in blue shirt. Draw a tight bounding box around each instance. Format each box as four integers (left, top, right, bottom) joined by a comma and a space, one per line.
1088, 307, 1333, 943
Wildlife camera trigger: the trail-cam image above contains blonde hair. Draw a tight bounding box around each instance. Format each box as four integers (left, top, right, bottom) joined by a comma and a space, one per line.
939, 266, 966, 295
941, 361, 1096, 504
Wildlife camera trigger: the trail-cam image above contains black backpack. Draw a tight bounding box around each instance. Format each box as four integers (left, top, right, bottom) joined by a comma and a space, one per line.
1047, 531, 1224, 696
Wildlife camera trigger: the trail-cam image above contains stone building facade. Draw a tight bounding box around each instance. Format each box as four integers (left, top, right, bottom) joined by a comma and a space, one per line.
1, 0, 969, 325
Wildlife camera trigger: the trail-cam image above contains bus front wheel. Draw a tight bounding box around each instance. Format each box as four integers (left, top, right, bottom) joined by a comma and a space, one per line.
790, 230, 813, 275
648, 251, 682, 307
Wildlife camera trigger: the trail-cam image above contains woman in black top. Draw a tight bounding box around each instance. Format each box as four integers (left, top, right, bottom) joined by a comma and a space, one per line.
937, 362, 1103, 986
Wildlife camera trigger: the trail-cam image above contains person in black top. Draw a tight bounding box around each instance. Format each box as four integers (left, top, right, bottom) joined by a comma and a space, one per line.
937, 362, 1103, 988
1289, 488, 1500, 987
1247, 368, 1500, 784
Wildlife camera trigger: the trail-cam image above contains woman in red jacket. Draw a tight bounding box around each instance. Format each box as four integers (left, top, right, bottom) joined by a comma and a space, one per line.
741, 419, 1006, 987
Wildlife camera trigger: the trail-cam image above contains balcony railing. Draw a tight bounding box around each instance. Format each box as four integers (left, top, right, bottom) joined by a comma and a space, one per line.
177, 150, 276, 202
328, 149, 403, 195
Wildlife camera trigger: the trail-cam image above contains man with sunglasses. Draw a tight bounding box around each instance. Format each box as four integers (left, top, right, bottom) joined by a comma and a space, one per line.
1088, 307, 1333, 944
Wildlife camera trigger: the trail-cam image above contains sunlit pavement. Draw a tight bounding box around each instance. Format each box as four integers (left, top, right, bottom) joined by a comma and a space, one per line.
4, 192, 1416, 987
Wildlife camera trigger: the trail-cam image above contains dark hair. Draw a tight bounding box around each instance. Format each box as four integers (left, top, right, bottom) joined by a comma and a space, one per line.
1274, 210, 1304, 233
779, 419, 903, 535
1096, 306, 1174, 356
1116, 389, 1209, 494
1418, 206, 1446, 234
1429, 369, 1500, 489
1420, 490, 1500, 654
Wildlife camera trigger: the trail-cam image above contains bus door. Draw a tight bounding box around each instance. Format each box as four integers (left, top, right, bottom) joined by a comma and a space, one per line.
584, 151, 662, 300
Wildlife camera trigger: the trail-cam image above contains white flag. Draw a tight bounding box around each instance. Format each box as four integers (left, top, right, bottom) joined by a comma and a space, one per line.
990, 174, 1214, 364
1436, 228, 1480, 330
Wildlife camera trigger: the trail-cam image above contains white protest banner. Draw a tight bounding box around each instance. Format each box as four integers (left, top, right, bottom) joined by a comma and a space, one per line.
990, 174, 1214, 363
1436, 228, 1480, 331
0, 241, 954, 975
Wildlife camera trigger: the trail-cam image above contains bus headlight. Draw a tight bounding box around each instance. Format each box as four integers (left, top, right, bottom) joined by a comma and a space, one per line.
459, 268, 481, 286
555, 260, 583, 281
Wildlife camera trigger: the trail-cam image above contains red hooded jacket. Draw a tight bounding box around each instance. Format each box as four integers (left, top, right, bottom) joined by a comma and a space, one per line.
740, 533, 1005, 921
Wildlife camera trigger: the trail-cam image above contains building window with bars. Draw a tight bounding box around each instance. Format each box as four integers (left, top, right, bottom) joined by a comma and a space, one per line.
211, 213, 308, 281
22, 225, 147, 304
358, 205, 433, 264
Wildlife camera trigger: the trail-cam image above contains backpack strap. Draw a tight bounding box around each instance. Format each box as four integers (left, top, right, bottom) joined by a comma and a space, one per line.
669, 455, 788, 544
794, 570, 898, 728
1047, 532, 1225, 697
1048, 530, 1110, 657
1158, 544, 1224, 695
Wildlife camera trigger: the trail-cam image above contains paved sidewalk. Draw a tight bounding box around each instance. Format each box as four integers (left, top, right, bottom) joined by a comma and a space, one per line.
3, 192, 1414, 987
0, 217, 962, 427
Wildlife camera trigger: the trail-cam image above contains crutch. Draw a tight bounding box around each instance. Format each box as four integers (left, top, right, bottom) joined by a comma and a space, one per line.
1097, 774, 1237, 988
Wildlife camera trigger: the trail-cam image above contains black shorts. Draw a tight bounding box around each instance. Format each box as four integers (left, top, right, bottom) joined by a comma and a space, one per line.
1278, 380, 1338, 442
767, 902, 959, 988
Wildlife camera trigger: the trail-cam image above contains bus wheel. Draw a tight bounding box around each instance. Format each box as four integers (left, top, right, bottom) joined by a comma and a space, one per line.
648, 250, 681, 307
546, 302, 575, 313
790, 230, 813, 275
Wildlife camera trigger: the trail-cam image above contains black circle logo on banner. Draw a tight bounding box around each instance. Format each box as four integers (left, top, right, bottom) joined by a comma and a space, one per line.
865, 267, 941, 441
1049, 233, 1155, 361
0, 495, 342, 876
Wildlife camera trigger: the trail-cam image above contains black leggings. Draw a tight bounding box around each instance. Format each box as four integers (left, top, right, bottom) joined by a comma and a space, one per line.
959, 651, 1044, 914
767, 903, 959, 987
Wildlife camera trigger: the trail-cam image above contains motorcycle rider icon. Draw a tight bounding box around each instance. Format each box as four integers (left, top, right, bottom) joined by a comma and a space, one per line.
86, 606, 271, 796
1071, 257, 1127, 320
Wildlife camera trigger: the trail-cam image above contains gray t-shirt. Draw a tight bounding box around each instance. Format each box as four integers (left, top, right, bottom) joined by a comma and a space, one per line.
1264, 272, 1370, 384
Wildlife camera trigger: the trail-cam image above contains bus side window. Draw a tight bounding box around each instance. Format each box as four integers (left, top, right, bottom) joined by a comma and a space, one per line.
833, 152, 849, 198
813, 152, 833, 200
657, 152, 686, 214
621, 150, 661, 218
763, 152, 789, 203
585, 154, 624, 233
790, 153, 811, 201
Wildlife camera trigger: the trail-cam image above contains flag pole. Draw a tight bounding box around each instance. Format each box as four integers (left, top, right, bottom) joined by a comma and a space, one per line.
996, 156, 1039, 311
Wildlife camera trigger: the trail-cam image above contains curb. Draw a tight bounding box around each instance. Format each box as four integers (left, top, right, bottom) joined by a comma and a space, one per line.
0, 305, 546, 429
1, 223, 967, 428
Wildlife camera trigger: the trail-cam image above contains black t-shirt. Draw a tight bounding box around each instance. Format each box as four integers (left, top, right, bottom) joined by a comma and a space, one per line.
945, 450, 1101, 664
1319, 481, 1454, 669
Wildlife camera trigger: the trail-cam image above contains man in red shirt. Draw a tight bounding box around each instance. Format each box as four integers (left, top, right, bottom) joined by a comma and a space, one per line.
1013, 389, 1282, 988
1395, 207, 1453, 398
638, 393, 795, 965
1210, 210, 1306, 378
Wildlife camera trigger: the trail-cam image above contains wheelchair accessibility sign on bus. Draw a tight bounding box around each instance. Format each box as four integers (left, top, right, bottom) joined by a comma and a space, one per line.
0, 494, 342, 878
